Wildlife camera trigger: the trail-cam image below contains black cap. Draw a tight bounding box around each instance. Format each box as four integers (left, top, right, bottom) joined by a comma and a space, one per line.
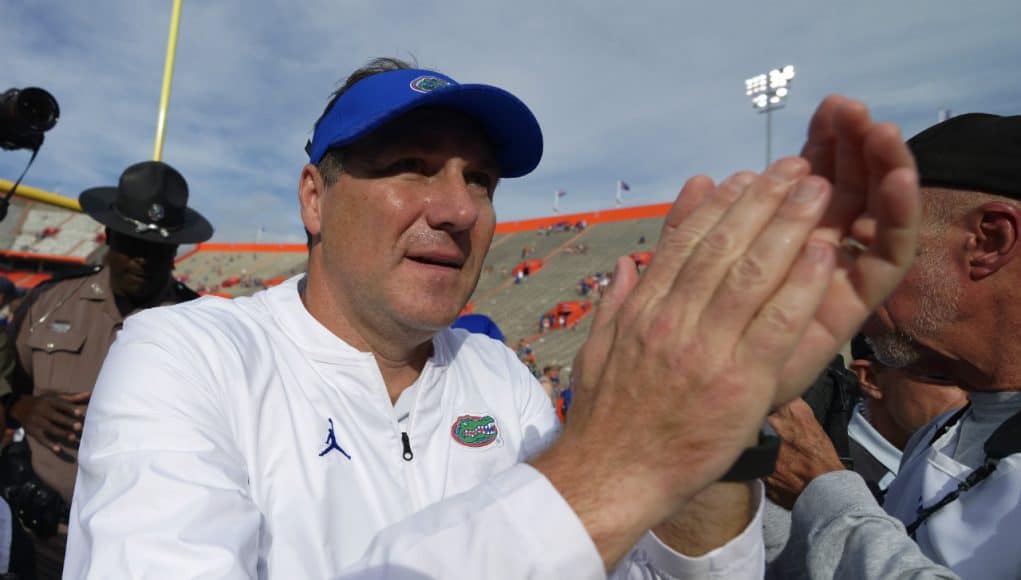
78, 161, 213, 245
907, 113, 1021, 199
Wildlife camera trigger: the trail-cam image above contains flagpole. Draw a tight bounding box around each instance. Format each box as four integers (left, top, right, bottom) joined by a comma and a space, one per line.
553, 189, 559, 213
615, 180, 622, 207
153, 0, 184, 161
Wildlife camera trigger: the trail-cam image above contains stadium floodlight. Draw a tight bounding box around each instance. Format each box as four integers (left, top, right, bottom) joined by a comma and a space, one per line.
744, 64, 796, 167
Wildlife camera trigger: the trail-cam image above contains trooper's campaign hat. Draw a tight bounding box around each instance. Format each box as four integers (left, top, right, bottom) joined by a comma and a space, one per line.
79, 160, 214, 245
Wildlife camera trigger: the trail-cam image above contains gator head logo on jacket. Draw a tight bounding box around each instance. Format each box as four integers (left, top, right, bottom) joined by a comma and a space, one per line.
451, 414, 499, 447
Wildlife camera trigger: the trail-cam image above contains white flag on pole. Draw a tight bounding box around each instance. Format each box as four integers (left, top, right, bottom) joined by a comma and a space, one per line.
616, 180, 630, 206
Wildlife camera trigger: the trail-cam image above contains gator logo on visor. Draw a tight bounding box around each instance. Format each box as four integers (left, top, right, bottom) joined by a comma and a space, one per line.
451, 414, 499, 447
410, 75, 452, 94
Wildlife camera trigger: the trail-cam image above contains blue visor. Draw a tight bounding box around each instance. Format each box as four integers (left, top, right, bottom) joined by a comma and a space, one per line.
307, 69, 543, 178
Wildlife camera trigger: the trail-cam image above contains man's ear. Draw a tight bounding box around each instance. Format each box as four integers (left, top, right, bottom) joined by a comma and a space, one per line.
298, 164, 327, 239
969, 202, 1021, 280
851, 359, 882, 401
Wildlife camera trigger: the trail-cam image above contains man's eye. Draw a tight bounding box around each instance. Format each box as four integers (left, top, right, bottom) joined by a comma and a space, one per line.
389, 158, 425, 174
466, 171, 494, 191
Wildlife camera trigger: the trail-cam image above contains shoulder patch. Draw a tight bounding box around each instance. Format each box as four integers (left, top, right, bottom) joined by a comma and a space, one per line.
451, 414, 499, 447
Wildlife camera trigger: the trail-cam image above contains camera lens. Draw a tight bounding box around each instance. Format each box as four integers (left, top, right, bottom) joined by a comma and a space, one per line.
16, 87, 60, 132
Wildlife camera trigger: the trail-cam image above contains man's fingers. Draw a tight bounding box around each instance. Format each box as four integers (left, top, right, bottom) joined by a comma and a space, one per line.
665, 159, 809, 319
661, 176, 712, 233
48, 398, 85, 419
60, 390, 92, 403
574, 257, 639, 402
800, 94, 846, 180
589, 257, 639, 334
738, 241, 836, 384
775, 164, 918, 401
638, 175, 730, 300
809, 166, 920, 346
39, 419, 75, 448
850, 166, 921, 307
40, 409, 79, 433
769, 398, 813, 426
814, 99, 871, 245
774, 105, 920, 401
863, 122, 915, 195
700, 175, 832, 352
766, 400, 795, 428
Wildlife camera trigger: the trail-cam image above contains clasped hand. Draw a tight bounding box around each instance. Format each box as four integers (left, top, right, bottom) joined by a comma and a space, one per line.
561, 95, 919, 523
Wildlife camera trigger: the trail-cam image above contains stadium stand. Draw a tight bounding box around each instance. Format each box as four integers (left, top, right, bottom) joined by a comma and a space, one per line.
0, 196, 100, 288
468, 205, 670, 377
174, 243, 307, 296
3, 198, 104, 260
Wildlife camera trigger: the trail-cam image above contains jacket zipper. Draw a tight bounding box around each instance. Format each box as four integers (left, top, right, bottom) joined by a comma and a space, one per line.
401, 431, 414, 461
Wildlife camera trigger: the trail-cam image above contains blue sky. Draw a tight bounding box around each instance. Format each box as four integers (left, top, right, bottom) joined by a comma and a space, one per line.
2, 1, 1019, 242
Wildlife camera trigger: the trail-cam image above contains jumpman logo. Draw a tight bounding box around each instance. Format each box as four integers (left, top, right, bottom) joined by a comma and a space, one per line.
319, 418, 352, 459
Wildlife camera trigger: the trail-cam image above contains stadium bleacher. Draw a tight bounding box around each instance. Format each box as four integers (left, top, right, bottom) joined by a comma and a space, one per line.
466, 205, 671, 376
0, 197, 104, 261
174, 244, 307, 296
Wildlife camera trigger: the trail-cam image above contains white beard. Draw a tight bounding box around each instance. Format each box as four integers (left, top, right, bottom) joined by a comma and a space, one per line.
868, 243, 961, 369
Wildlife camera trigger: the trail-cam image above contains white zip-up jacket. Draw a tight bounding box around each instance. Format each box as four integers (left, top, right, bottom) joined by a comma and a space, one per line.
65, 276, 764, 579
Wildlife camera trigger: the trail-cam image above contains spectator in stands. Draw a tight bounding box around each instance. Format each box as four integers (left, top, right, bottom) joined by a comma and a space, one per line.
539, 314, 551, 333
545, 365, 561, 388
513, 339, 538, 375
555, 378, 573, 424
3, 160, 211, 579
538, 365, 561, 401
64, 60, 920, 578
764, 113, 1021, 579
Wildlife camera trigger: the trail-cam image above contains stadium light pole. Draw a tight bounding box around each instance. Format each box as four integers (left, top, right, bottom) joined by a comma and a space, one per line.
744, 65, 795, 168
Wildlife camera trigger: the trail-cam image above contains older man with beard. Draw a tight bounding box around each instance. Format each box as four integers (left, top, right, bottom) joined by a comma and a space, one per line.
766, 113, 1021, 580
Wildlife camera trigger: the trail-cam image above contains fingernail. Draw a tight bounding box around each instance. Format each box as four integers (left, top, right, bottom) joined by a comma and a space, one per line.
770, 158, 805, 181
74, 422, 82, 430
729, 172, 756, 190
790, 179, 823, 204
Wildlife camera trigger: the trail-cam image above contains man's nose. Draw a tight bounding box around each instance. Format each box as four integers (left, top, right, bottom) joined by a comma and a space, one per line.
424, 166, 481, 232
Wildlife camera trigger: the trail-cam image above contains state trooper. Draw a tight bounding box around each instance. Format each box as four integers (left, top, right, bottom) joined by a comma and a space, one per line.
3, 160, 211, 579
